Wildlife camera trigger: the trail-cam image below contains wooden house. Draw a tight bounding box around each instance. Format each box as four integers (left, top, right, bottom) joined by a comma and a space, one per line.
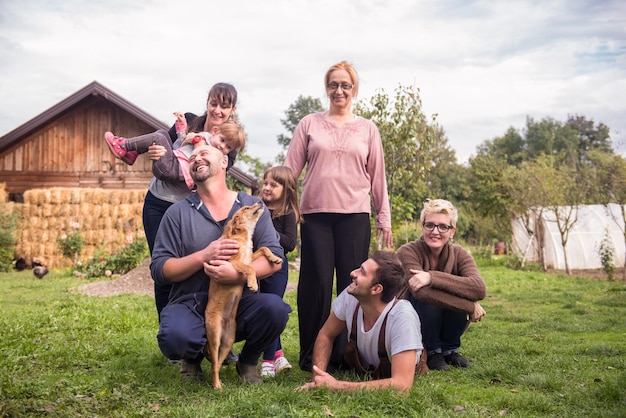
0, 81, 257, 202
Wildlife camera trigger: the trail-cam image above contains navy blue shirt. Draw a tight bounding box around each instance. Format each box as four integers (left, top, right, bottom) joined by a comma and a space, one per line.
151, 191, 283, 304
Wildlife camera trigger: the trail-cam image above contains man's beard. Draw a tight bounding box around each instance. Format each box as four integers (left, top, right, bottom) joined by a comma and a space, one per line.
191, 164, 215, 183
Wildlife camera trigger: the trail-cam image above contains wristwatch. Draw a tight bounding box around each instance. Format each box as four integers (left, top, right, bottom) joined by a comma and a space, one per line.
191, 135, 206, 145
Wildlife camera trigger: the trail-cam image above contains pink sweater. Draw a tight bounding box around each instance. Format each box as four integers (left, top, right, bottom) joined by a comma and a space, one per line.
284, 112, 391, 229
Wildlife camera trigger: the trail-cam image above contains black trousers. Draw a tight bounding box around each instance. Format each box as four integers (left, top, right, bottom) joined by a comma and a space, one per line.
142, 190, 174, 321
297, 212, 371, 371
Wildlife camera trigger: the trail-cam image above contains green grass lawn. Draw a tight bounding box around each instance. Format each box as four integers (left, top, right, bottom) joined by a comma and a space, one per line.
1, 266, 625, 417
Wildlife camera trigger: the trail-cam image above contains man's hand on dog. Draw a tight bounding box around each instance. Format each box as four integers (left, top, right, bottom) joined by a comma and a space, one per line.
203, 260, 245, 285
202, 238, 243, 284
202, 238, 239, 261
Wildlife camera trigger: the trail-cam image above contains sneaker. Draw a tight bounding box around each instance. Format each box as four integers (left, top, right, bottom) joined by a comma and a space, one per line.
236, 361, 261, 384
445, 352, 472, 368
180, 360, 202, 381
427, 352, 450, 371
273, 356, 292, 374
260, 361, 275, 378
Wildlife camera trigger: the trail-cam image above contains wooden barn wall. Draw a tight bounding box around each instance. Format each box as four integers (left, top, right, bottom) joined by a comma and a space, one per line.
0, 97, 164, 194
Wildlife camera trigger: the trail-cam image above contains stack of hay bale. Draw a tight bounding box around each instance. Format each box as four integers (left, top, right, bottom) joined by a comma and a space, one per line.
15, 187, 147, 268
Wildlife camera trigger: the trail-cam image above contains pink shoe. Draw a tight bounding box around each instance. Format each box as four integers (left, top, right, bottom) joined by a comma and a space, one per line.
104, 132, 137, 165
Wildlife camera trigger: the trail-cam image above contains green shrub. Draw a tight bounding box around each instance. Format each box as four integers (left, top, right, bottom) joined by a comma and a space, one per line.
598, 225, 616, 280
0, 203, 20, 272
79, 238, 149, 278
57, 230, 85, 265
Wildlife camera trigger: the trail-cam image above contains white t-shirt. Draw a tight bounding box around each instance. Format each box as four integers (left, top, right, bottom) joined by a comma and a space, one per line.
332, 289, 423, 369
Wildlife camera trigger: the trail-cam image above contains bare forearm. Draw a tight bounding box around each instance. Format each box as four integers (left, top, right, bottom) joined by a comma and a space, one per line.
162, 252, 205, 283
311, 334, 333, 372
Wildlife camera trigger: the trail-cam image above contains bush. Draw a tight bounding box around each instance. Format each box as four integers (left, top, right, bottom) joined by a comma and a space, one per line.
79, 238, 149, 278
57, 228, 85, 265
597, 225, 616, 280
0, 203, 20, 272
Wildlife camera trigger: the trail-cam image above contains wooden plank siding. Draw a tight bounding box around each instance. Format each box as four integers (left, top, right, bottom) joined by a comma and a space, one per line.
0, 81, 258, 200
0, 96, 157, 194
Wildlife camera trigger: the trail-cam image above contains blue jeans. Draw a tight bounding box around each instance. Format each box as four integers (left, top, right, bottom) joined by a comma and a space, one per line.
409, 294, 469, 355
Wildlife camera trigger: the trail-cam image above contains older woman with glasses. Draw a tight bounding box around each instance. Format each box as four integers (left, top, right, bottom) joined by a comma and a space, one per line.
284, 60, 392, 372
397, 199, 487, 371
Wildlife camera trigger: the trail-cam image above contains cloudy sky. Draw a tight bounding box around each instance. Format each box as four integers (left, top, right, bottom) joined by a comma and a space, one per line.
1, 0, 624, 165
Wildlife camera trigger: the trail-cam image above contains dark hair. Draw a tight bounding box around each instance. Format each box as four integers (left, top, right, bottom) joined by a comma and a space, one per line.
370, 251, 405, 303
260, 166, 302, 223
188, 83, 238, 132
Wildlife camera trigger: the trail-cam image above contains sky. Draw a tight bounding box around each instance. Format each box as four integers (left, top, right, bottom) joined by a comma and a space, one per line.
1, 0, 625, 166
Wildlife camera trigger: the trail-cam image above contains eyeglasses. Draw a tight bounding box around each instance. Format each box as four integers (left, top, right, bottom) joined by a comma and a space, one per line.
327, 82, 354, 91
422, 222, 454, 233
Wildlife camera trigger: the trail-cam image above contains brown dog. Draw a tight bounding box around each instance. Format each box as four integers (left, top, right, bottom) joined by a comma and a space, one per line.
204, 201, 283, 388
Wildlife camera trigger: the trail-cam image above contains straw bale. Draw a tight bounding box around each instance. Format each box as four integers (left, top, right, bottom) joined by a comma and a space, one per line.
100, 204, 110, 218
69, 188, 82, 204
40, 189, 51, 204
23, 189, 35, 205
84, 230, 95, 243
57, 204, 72, 218
91, 203, 102, 219
19, 203, 29, 218
97, 189, 108, 203
50, 188, 64, 204
42, 204, 52, 218
28, 216, 39, 229
110, 204, 119, 219
110, 193, 121, 206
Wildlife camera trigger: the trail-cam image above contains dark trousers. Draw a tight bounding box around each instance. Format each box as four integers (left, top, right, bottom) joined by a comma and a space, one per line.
157, 291, 291, 365
142, 190, 174, 321
297, 212, 371, 371
260, 254, 289, 361
409, 294, 469, 355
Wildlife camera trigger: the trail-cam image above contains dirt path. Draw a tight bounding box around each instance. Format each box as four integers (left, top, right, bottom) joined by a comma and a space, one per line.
76, 258, 298, 297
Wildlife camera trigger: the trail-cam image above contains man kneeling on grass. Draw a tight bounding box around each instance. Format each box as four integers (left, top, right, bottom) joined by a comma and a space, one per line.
297, 251, 427, 393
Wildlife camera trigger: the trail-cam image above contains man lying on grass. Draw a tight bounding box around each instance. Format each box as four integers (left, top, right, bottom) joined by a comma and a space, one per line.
297, 251, 427, 393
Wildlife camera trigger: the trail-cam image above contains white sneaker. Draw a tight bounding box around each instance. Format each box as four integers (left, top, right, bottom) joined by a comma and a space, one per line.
260, 361, 275, 378
273, 356, 292, 374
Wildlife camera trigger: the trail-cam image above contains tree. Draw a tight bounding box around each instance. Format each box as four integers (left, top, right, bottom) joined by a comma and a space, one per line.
275, 95, 324, 163
566, 115, 613, 165
467, 154, 512, 245
476, 127, 526, 166
503, 160, 547, 268
356, 84, 439, 239
588, 150, 626, 279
